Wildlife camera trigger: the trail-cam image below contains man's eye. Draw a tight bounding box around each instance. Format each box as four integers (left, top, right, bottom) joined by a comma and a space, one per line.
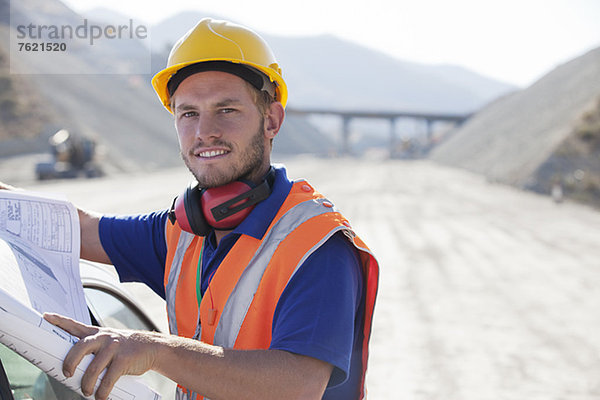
220, 108, 236, 114
182, 111, 197, 118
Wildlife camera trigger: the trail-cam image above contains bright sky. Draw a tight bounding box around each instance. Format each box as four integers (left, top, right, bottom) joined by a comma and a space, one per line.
60, 0, 600, 87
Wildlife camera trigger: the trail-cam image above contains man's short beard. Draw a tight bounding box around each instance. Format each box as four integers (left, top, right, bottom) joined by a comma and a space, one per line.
182, 122, 266, 188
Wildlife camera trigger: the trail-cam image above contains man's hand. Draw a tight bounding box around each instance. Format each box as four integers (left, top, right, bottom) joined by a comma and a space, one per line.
45, 311, 333, 400
44, 313, 161, 400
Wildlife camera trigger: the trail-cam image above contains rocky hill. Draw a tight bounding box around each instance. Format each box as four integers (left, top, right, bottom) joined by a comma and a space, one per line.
532, 97, 600, 207
0, 0, 180, 169
0, 25, 55, 151
0, 0, 333, 171
429, 46, 600, 208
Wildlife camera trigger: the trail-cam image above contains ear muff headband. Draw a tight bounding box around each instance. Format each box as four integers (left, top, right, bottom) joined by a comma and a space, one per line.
205, 179, 271, 223
201, 181, 254, 229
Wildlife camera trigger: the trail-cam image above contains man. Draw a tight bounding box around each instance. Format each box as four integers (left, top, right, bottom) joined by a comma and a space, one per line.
3, 18, 379, 400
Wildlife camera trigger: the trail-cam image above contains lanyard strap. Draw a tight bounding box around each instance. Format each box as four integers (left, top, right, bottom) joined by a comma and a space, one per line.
195, 241, 218, 327
195, 241, 204, 306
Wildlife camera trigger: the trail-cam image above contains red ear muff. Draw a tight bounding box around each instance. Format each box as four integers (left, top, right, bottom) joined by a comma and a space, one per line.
201, 181, 254, 229
168, 168, 275, 236
169, 183, 212, 236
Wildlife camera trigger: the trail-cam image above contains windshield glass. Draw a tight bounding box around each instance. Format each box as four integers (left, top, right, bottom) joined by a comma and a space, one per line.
0, 344, 83, 400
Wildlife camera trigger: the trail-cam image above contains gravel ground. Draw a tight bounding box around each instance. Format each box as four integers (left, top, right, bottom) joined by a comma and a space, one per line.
3, 155, 600, 399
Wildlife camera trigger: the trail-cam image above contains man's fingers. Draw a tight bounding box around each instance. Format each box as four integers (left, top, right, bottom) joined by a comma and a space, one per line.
44, 313, 101, 379
94, 362, 125, 400
80, 341, 117, 398
44, 312, 97, 338
42, 315, 155, 400
61, 334, 104, 380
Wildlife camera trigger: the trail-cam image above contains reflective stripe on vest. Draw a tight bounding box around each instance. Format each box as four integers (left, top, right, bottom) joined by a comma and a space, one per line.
213, 195, 343, 347
165, 230, 195, 336
175, 388, 200, 400
164, 180, 379, 400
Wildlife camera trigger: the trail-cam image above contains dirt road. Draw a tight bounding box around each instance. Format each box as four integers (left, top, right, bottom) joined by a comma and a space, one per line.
16, 156, 600, 399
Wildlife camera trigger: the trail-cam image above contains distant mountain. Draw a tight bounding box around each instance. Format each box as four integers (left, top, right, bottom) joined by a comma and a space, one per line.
82, 6, 144, 26
266, 34, 514, 113
150, 11, 515, 114
149, 11, 232, 55
430, 46, 600, 207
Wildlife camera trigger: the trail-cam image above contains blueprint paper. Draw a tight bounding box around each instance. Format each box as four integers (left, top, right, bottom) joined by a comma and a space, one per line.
0, 190, 88, 324
0, 190, 161, 400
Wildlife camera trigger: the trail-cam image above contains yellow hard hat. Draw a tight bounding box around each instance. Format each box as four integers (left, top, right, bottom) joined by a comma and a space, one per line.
151, 18, 288, 113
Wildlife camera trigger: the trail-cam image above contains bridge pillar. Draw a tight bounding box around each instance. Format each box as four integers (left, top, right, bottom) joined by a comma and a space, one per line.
389, 118, 397, 158
342, 116, 352, 155
426, 119, 434, 142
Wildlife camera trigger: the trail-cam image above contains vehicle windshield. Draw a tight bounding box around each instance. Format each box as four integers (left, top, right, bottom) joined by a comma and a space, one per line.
0, 345, 69, 400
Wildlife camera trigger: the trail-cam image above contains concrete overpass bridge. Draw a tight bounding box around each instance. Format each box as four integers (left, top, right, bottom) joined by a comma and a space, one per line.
286, 107, 471, 156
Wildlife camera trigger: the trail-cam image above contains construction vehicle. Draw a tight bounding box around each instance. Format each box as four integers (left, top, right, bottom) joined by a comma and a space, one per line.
35, 129, 103, 180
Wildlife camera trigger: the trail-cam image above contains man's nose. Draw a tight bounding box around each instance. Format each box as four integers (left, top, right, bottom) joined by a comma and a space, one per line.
194, 114, 222, 140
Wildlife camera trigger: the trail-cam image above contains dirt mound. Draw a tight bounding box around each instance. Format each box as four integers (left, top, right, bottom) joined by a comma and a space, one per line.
430, 46, 600, 207
531, 97, 600, 207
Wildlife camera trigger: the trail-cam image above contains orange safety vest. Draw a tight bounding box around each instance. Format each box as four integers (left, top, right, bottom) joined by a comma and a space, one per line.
164, 180, 379, 400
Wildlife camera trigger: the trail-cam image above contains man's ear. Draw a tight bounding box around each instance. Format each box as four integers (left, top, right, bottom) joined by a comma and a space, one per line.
263, 101, 285, 139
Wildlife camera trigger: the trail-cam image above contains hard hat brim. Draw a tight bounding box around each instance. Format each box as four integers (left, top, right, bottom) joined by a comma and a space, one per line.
151, 59, 288, 113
